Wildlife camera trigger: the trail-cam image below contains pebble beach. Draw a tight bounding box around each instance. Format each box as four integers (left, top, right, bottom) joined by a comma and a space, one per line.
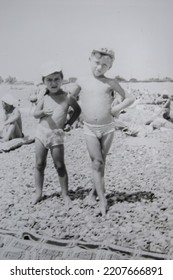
0, 83, 173, 259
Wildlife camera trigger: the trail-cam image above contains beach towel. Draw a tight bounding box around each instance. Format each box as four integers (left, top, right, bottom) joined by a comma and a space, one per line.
0, 229, 168, 260
0, 136, 34, 153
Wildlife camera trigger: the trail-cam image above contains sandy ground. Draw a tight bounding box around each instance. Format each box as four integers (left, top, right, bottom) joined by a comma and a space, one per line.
0, 84, 173, 258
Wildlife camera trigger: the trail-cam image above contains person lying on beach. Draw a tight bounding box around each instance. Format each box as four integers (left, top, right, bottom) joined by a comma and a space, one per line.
77, 47, 135, 216
162, 98, 172, 121
33, 62, 81, 208
0, 94, 23, 142
145, 98, 173, 129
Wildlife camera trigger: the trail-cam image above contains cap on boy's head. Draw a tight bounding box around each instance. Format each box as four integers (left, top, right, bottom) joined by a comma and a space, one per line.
92, 47, 115, 61
40, 61, 63, 77
1, 94, 16, 106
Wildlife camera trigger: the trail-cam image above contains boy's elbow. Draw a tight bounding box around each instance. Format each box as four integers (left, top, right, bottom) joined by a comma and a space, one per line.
77, 107, 81, 117
79, 106, 81, 114
132, 95, 136, 102
75, 84, 81, 93
33, 111, 36, 118
129, 96, 135, 105
33, 111, 39, 119
76, 102, 81, 114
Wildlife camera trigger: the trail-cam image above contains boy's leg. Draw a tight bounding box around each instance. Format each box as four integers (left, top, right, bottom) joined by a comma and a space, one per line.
34, 138, 48, 204
101, 131, 114, 194
51, 145, 71, 209
101, 131, 114, 161
84, 134, 107, 215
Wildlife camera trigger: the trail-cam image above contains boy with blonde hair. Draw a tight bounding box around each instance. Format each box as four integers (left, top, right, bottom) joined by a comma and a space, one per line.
78, 47, 135, 216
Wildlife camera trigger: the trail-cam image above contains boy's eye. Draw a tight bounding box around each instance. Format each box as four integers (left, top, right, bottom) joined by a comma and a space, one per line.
47, 78, 60, 83
102, 64, 107, 68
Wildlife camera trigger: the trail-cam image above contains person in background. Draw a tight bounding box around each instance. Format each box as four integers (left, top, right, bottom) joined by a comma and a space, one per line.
0, 94, 23, 142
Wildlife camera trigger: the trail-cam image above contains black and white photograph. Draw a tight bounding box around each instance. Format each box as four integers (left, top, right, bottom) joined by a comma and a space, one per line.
0, 0, 173, 264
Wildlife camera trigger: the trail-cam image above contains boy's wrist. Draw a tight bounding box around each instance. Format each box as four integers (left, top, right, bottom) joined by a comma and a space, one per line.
40, 110, 47, 118
65, 122, 71, 128
64, 122, 71, 132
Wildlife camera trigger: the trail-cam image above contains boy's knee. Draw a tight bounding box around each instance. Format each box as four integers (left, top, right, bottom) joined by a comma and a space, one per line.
35, 161, 46, 171
54, 163, 66, 177
92, 159, 104, 172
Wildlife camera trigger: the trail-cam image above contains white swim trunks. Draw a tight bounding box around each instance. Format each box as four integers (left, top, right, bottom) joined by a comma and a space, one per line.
83, 121, 115, 139
35, 124, 64, 149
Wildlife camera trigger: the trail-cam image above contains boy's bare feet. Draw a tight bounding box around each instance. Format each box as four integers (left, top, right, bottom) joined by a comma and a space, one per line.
86, 189, 97, 206
98, 197, 108, 217
63, 196, 73, 210
33, 190, 42, 204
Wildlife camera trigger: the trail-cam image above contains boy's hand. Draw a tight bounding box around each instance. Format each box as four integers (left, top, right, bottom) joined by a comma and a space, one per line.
64, 124, 71, 132
43, 109, 53, 116
111, 107, 120, 118
111, 100, 121, 117
4, 120, 10, 125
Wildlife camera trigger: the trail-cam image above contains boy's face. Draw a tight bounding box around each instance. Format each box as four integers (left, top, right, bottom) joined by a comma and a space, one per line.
43, 72, 63, 93
90, 52, 112, 77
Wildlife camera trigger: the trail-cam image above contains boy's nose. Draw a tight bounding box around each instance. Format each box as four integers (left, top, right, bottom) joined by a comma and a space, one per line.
97, 65, 102, 70
52, 80, 58, 85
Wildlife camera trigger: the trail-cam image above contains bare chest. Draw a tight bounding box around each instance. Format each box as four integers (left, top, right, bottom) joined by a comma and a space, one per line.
43, 94, 68, 112
81, 79, 114, 105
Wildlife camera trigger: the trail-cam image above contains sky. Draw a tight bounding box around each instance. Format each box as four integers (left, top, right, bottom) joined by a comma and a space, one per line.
0, 0, 172, 81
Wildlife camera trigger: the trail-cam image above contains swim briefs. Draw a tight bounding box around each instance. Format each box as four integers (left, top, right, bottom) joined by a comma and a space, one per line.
35, 124, 64, 149
83, 121, 115, 139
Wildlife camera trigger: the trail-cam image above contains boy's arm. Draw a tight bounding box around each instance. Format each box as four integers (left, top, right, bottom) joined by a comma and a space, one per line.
65, 95, 81, 127
107, 78, 135, 117
33, 97, 53, 119
4, 108, 21, 125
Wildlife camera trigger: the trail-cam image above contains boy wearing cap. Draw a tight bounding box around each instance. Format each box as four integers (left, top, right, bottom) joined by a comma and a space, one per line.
0, 94, 23, 142
33, 62, 81, 208
78, 48, 135, 216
